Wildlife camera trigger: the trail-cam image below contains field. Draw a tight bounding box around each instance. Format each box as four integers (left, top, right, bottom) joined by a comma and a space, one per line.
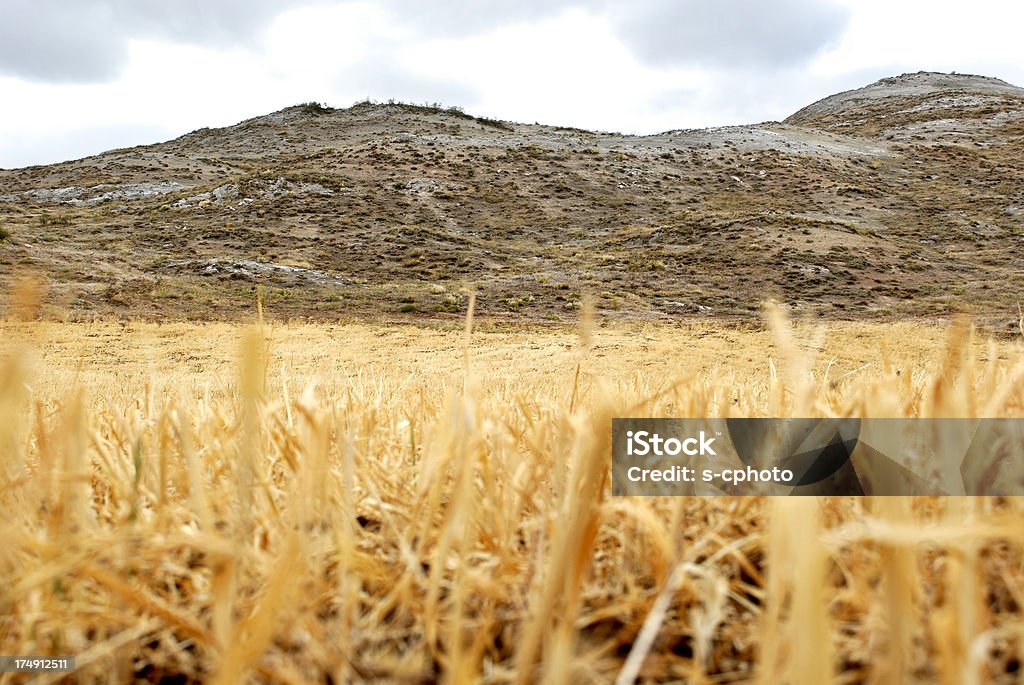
2, 308, 1024, 684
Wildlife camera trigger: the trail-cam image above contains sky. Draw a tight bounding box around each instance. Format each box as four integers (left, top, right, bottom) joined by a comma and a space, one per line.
1, 0, 1022, 169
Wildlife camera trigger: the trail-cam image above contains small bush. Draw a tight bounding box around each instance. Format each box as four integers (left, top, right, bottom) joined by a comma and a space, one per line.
435, 294, 461, 313
504, 295, 534, 312
474, 116, 514, 132
299, 101, 332, 115
38, 214, 71, 227
0, 226, 10, 243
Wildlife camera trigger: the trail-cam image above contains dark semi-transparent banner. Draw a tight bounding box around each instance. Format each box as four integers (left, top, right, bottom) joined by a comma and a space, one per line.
611, 418, 1024, 496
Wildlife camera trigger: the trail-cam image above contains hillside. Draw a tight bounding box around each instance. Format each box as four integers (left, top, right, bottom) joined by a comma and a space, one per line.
1, 72, 1022, 330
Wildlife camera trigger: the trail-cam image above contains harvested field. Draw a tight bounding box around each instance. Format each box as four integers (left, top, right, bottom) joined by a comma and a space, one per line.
2, 308, 1024, 683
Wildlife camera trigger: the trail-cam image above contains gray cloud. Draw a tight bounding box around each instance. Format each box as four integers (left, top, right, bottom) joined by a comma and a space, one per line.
0, 0, 315, 83
372, 1, 846, 70
0, 2, 127, 82
0, 0, 849, 88
609, 0, 849, 68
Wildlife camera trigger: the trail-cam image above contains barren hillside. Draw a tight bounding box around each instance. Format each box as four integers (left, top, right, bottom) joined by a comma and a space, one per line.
1, 72, 1022, 330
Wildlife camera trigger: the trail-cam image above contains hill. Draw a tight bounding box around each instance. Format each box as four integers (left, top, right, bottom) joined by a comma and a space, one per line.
1, 72, 1022, 330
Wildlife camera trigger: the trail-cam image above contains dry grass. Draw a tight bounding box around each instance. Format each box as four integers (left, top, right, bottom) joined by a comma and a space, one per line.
1, 310, 1024, 684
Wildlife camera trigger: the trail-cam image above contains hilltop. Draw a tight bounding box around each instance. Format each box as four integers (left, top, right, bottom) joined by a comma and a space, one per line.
0, 72, 1022, 330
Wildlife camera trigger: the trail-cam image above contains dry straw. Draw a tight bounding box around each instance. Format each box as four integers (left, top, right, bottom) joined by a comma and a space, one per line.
1, 288, 1023, 682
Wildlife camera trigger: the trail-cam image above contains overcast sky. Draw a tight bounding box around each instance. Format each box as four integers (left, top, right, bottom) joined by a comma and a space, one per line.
1, 0, 1022, 169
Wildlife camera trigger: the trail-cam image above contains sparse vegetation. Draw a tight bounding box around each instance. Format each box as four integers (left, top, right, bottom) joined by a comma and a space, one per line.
351, 98, 513, 130
434, 293, 461, 312
38, 213, 71, 226
298, 101, 332, 115
0, 74, 1021, 326
472, 115, 514, 131
503, 294, 533, 311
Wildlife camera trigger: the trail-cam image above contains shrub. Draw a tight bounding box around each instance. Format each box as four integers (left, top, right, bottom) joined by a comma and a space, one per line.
504, 295, 534, 312
38, 214, 71, 226
299, 101, 332, 115
473, 116, 514, 132
435, 294, 461, 313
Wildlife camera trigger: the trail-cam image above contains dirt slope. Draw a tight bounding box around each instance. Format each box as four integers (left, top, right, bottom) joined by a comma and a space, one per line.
1, 73, 1022, 330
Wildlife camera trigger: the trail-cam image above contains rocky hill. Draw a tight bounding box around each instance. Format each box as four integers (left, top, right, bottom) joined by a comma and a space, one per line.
1, 72, 1022, 330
